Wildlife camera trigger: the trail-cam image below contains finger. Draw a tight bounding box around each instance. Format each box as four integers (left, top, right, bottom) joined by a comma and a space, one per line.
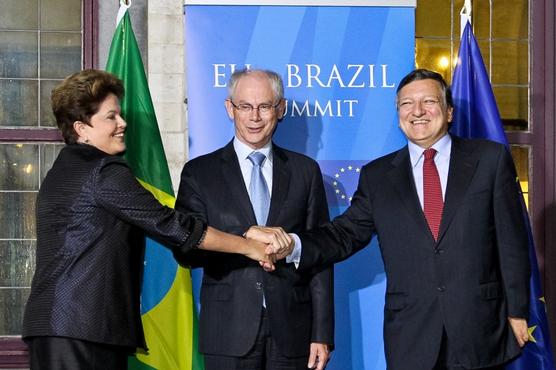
271, 228, 290, 252
307, 350, 317, 369
261, 261, 274, 272
317, 357, 325, 370
246, 226, 273, 243
277, 231, 293, 254
265, 244, 276, 255
317, 348, 329, 370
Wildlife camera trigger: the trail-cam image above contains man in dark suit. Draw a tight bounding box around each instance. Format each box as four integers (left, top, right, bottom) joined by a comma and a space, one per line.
175, 68, 334, 370
250, 69, 531, 370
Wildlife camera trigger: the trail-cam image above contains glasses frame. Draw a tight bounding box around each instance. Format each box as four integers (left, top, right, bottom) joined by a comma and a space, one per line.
229, 100, 282, 115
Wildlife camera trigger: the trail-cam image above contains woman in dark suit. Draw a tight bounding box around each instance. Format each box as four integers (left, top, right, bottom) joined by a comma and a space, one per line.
22, 69, 273, 369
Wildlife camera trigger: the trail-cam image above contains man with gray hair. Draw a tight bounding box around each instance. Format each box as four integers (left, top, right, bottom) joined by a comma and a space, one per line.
175, 68, 334, 370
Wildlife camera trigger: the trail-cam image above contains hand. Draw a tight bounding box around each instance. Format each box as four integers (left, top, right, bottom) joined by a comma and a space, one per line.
308, 342, 330, 370
243, 237, 276, 272
245, 226, 294, 259
508, 317, 529, 347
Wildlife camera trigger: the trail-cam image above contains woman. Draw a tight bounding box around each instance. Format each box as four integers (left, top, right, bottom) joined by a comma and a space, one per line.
22, 69, 276, 369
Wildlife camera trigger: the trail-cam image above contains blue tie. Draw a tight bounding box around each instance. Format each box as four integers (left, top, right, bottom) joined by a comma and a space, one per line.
248, 152, 270, 226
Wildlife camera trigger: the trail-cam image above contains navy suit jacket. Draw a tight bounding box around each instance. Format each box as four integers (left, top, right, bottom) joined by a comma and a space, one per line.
299, 136, 530, 370
175, 141, 334, 357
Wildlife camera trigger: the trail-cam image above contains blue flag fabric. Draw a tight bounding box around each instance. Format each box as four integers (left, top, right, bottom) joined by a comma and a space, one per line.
450, 21, 556, 370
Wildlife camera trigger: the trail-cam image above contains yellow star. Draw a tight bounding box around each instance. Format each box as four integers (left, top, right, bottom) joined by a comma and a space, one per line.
356, 168, 361, 172
348, 165, 353, 170
528, 325, 538, 343
335, 189, 340, 194
333, 181, 338, 186
540, 296, 546, 304
340, 168, 345, 172
335, 173, 339, 178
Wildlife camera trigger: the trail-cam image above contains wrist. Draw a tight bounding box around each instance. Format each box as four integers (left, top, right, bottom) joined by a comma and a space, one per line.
240, 233, 252, 255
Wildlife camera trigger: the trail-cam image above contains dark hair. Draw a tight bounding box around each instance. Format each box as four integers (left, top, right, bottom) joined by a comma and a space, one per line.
227, 68, 284, 102
51, 69, 124, 144
396, 69, 453, 109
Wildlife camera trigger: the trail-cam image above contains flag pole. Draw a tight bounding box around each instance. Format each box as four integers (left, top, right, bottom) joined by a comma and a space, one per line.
460, 0, 472, 38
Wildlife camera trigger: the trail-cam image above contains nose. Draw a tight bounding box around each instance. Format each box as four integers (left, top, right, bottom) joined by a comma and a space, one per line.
117, 114, 127, 128
411, 101, 425, 116
249, 107, 262, 120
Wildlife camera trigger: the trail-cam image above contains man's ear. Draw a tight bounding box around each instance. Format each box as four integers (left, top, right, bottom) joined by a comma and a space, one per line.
447, 106, 454, 123
224, 99, 235, 120
276, 99, 286, 120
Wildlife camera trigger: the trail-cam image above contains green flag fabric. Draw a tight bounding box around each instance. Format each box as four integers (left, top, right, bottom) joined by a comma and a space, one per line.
105, 2, 204, 369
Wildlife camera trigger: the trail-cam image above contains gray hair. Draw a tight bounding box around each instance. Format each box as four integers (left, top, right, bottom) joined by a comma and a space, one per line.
227, 68, 284, 102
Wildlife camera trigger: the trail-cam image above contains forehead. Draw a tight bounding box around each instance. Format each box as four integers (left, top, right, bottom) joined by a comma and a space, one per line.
397, 79, 443, 99
234, 73, 275, 100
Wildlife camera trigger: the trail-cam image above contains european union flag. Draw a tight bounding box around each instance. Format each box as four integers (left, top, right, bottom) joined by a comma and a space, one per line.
450, 21, 556, 370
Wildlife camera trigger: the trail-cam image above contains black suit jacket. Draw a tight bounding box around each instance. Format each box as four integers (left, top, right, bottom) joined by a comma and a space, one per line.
299, 137, 530, 370
23, 144, 205, 348
175, 141, 334, 357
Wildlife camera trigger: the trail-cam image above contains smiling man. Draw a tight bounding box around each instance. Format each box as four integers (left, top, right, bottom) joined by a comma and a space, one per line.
174, 68, 334, 370
249, 69, 531, 370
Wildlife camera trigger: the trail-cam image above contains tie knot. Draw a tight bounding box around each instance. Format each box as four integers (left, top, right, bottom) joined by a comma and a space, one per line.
424, 148, 437, 161
248, 151, 266, 167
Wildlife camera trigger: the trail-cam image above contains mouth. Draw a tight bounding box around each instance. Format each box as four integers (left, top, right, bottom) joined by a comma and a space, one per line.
113, 131, 125, 139
410, 119, 429, 125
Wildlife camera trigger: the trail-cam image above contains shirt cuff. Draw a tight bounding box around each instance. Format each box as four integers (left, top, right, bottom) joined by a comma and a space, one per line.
285, 233, 302, 268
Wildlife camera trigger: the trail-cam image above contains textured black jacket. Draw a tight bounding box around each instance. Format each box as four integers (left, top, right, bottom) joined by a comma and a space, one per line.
23, 144, 205, 349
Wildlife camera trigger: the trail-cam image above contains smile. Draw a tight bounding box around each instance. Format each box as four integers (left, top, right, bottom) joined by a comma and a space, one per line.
410, 119, 429, 125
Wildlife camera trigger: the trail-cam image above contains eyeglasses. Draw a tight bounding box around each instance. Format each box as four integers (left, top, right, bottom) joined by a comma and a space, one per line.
229, 100, 281, 115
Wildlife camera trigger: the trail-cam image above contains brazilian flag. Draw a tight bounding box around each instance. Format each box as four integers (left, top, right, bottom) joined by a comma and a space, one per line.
105, 1, 204, 369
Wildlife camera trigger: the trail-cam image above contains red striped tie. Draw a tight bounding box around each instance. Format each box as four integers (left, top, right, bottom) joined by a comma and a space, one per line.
423, 148, 444, 241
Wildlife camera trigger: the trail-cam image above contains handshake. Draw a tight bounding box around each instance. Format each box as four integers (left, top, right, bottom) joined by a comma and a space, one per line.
243, 226, 295, 272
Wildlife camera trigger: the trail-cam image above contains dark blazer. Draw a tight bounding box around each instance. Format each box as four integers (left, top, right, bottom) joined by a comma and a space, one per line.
298, 136, 530, 370
23, 144, 205, 349
175, 140, 334, 358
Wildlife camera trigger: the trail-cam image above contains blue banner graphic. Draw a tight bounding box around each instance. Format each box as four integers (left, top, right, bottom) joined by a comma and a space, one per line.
185, 5, 414, 369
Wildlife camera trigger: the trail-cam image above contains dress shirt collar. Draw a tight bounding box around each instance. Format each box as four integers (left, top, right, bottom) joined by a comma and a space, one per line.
408, 133, 452, 168
233, 137, 273, 164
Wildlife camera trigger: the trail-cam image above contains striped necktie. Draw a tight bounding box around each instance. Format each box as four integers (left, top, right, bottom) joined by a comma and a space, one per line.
248, 151, 270, 225
423, 148, 444, 241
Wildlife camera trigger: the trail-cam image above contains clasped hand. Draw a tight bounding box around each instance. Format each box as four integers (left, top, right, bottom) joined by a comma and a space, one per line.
245, 226, 294, 272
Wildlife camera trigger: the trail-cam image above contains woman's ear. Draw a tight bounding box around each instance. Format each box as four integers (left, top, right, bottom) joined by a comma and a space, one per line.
73, 121, 88, 143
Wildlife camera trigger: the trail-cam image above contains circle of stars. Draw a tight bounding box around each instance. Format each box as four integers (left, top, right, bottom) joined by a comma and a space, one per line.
332, 165, 360, 202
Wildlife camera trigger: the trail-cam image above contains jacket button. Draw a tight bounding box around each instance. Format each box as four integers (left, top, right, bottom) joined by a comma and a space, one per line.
437, 286, 446, 292
256, 282, 263, 290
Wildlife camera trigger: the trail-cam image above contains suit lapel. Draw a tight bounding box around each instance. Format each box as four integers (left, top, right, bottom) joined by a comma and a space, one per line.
220, 141, 258, 225
266, 144, 290, 226
388, 147, 434, 243
437, 137, 478, 243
